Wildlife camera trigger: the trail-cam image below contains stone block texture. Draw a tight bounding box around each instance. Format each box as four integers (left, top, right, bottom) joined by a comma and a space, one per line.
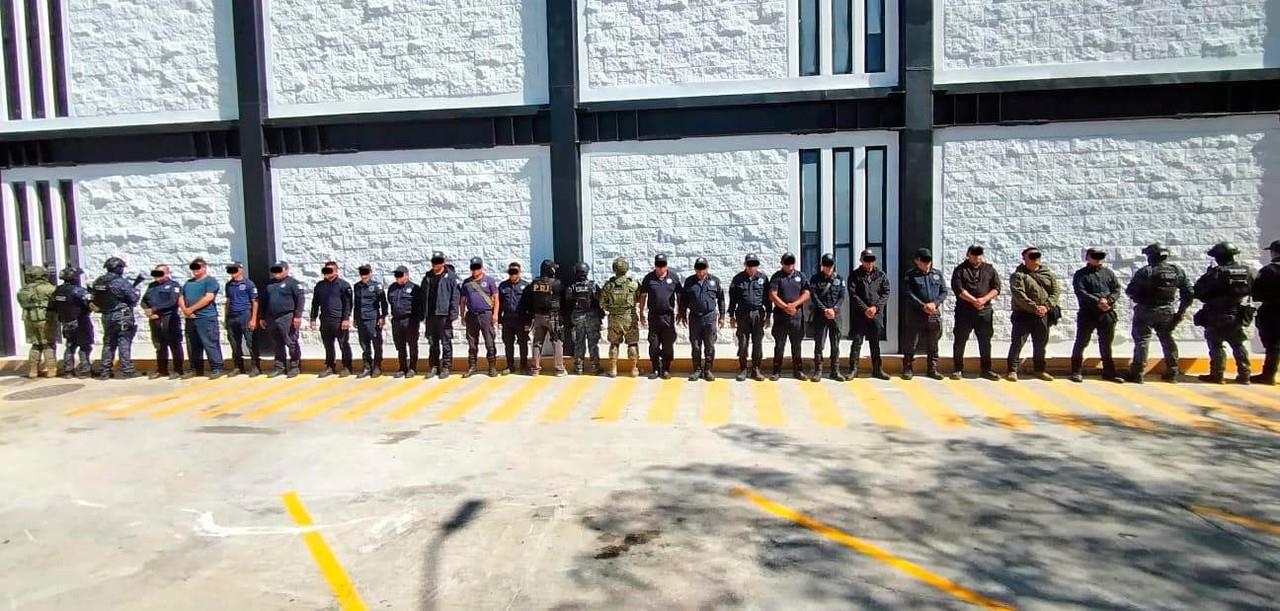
66, 0, 231, 118
582, 0, 788, 90
942, 0, 1268, 72
939, 117, 1280, 350
273, 152, 549, 348
75, 166, 243, 352
268, 0, 546, 109
586, 147, 790, 346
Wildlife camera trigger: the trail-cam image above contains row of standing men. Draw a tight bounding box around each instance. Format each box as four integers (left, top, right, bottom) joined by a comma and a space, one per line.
15, 240, 1280, 386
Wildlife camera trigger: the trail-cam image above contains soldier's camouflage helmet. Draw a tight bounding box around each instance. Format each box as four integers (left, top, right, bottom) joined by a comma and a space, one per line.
612, 257, 628, 276
23, 264, 47, 282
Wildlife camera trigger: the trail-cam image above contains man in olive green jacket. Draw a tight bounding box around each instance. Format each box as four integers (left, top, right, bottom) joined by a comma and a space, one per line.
1006, 247, 1061, 381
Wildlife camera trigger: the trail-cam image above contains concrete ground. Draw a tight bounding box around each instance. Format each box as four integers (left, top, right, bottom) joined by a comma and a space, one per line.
2, 366, 1280, 610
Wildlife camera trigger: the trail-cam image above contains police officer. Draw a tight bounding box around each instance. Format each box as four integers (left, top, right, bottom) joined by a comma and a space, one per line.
1252, 239, 1280, 385
181, 258, 225, 379
1006, 247, 1060, 382
902, 248, 946, 380
353, 264, 388, 378
460, 257, 500, 378
1193, 242, 1255, 384
599, 257, 640, 378
387, 265, 421, 378
224, 262, 259, 376
17, 264, 56, 378
848, 249, 891, 380
422, 251, 461, 379
678, 257, 724, 381
519, 259, 567, 376
729, 254, 769, 382
809, 253, 846, 381
141, 264, 184, 379
498, 262, 530, 375
639, 254, 681, 379
1070, 248, 1123, 383
52, 266, 93, 378
92, 257, 142, 379
1126, 243, 1192, 383
768, 252, 810, 381
567, 262, 604, 375
260, 261, 305, 378
950, 245, 1001, 380
311, 261, 354, 377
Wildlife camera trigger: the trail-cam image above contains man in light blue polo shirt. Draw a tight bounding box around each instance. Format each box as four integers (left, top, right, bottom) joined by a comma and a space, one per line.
180, 258, 224, 379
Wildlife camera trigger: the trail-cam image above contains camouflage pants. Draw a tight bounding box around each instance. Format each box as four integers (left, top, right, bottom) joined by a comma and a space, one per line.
24, 319, 55, 375
571, 312, 602, 369
605, 311, 639, 362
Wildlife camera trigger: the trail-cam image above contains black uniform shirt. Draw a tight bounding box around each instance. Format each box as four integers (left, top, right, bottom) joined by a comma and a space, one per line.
498, 278, 528, 320
311, 278, 353, 322
903, 267, 947, 317
142, 279, 182, 315
640, 270, 681, 315
1072, 265, 1122, 317
680, 274, 725, 319
353, 279, 388, 321
51, 284, 92, 322
768, 269, 809, 318
848, 266, 890, 312
386, 281, 420, 319
728, 270, 769, 316
808, 271, 845, 313
263, 276, 306, 319
1255, 259, 1280, 308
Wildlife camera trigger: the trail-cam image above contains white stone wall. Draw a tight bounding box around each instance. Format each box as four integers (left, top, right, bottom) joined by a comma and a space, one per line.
267, 0, 547, 116
938, 116, 1280, 354
940, 0, 1272, 81
581, 0, 788, 91
64, 0, 235, 121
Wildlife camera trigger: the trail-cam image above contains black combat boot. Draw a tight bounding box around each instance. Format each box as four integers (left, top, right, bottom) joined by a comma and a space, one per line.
736, 367, 748, 382
319, 367, 334, 378
769, 367, 780, 381
926, 358, 943, 380
811, 362, 824, 382
372, 366, 382, 378
751, 366, 765, 381
1198, 374, 1226, 384
794, 365, 808, 381
488, 361, 498, 377
463, 359, 477, 378
687, 368, 702, 382
830, 363, 847, 382
871, 358, 890, 380
1253, 353, 1277, 385
702, 368, 714, 381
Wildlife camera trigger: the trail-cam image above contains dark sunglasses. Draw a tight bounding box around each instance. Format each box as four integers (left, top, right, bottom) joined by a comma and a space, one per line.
393, 271, 406, 278
507, 268, 521, 275
918, 256, 932, 263
430, 258, 445, 265
188, 262, 202, 271
745, 261, 760, 267
470, 264, 483, 271
1088, 252, 1106, 260
861, 256, 877, 263
225, 265, 239, 274
150, 270, 165, 278
358, 267, 372, 275
1027, 252, 1042, 260
321, 267, 335, 275
269, 266, 284, 274
655, 261, 668, 268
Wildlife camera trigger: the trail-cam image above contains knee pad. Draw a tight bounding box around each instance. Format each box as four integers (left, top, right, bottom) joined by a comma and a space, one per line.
627, 344, 639, 360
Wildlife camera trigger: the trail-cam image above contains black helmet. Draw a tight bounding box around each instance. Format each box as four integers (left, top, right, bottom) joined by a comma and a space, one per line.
693, 257, 709, 270
780, 252, 796, 265
59, 265, 82, 283
1206, 242, 1239, 260
103, 257, 126, 273
820, 253, 835, 267
1141, 243, 1169, 258
540, 259, 557, 278
574, 262, 590, 280
1269, 239, 1280, 253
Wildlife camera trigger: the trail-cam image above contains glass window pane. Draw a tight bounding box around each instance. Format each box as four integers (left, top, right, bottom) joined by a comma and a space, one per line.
866, 147, 885, 244
800, 0, 819, 76
833, 0, 852, 74
833, 149, 852, 249
800, 150, 820, 273
865, 0, 885, 73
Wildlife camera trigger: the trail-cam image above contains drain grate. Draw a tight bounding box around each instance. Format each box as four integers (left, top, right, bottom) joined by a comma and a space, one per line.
4, 384, 83, 401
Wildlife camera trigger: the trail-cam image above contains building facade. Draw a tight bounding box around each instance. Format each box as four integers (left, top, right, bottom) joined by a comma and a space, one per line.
0, 0, 1276, 359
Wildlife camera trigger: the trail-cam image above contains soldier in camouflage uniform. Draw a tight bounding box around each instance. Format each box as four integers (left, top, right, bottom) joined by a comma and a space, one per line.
16, 265, 56, 378
599, 257, 640, 378
567, 262, 604, 375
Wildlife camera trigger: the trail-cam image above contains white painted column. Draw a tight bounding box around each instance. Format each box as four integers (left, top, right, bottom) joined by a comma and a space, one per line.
12, 0, 31, 120
3, 185, 28, 348
819, 148, 834, 257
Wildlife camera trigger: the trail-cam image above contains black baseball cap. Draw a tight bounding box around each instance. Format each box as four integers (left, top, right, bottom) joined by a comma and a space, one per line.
967, 245, 984, 256
859, 249, 876, 262
820, 253, 835, 267
358, 264, 372, 275
225, 262, 243, 274
1269, 239, 1280, 252
1086, 248, 1106, 260
430, 251, 446, 264
270, 261, 288, 273
393, 265, 408, 278
654, 253, 668, 267
1022, 247, 1042, 259
780, 252, 796, 265
469, 256, 483, 270
694, 257, 708, 270
914, 248, 933, 261
744, 253, 760, 266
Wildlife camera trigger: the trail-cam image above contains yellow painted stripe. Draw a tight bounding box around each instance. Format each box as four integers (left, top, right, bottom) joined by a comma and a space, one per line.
1219, 384, 1280, 414
1190, 504, 1280, 537
280, 492, 368, 611
944, 380, 1030, 430
287, 378, 392, 422
845, 381, 906, 428
1149, 384, 1280, 434
195, 376, 310, 420
1102, 382, 1220, 432
540, 376, 598, 423
753, 381, 787, 427
384, 377, 466, 421
701, 379, 733, 426
732, 488, 1013, 610
797, 382, 845, 428
1042, 381, 1158, 431
241, 378, 337, 421
151, 378, 270, 419
335, 377, 424, 422
645, 377, 686, 424
434, 377, 515, 422
105, 377, 235, 419
593, 377, 638, 423
995, 382, 1094, 431
66, 396, 141, 417
891, 379, 967, 429
486, 376, 554, 422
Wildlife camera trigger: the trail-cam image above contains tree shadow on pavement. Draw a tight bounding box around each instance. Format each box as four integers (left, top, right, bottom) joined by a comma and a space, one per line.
553, 422, 1280, 609
420, 499, 485, 611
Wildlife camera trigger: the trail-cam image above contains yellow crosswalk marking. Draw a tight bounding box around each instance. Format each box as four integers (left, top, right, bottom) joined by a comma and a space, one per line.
1101, 382, 1220, 431
1219, 384, 1280, 414
486, 376, 554, 422
645, 377, 686, 424
593, 377, 638, 422
754, 381, 787, 427
384, 377, 465, 421
540, 376, 598, 423
701, 379, 733, 426
1149, 384, 1280, 434
797, 382, 845, 428
944, 380, 1030, 430
1043, 381, 1158, 431
891, 379, 967, 428
150, 378, 268, 419
287, 377, 392, 422
434, 377, 515, 422
67, 396, 140, 417
336, 377, 424, 422
195, 376, 311, 420
104, 377, 234, 419
241, 378, 338, 421
994, 382, 1094, 431
845, 381, 906, 428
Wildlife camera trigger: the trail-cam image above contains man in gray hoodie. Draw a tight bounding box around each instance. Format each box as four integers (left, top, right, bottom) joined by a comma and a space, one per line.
1007, 247, 1061, 381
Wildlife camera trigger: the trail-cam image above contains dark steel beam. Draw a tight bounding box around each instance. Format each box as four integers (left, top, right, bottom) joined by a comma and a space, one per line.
546, 0, 580, 268
0, 128, 237, 167
579, 86, 898, 113
263, 112, 551, 156
935, 67, 1280, 95
231, 0, 274, 288
898, 0, 933, 352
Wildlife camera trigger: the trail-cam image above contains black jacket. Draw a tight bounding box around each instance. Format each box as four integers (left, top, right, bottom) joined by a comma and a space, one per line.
728, 270, 770, 316
353, 279, 389, 322
421, 266, 461, 319
386, 281, 420, 320
263, 276, 306, 319
903, 266, 946, 319
679, 274, 725, 319
808, 271, 845, 314
1072, 265, 1122, 319
311, 278, 353, 322
1255, 260, 1280, 315
848, 266, 890, 313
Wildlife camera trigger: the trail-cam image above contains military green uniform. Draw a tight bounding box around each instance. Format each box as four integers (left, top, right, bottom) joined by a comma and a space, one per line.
599, 257, 640, 377
16, 265, 56, 377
